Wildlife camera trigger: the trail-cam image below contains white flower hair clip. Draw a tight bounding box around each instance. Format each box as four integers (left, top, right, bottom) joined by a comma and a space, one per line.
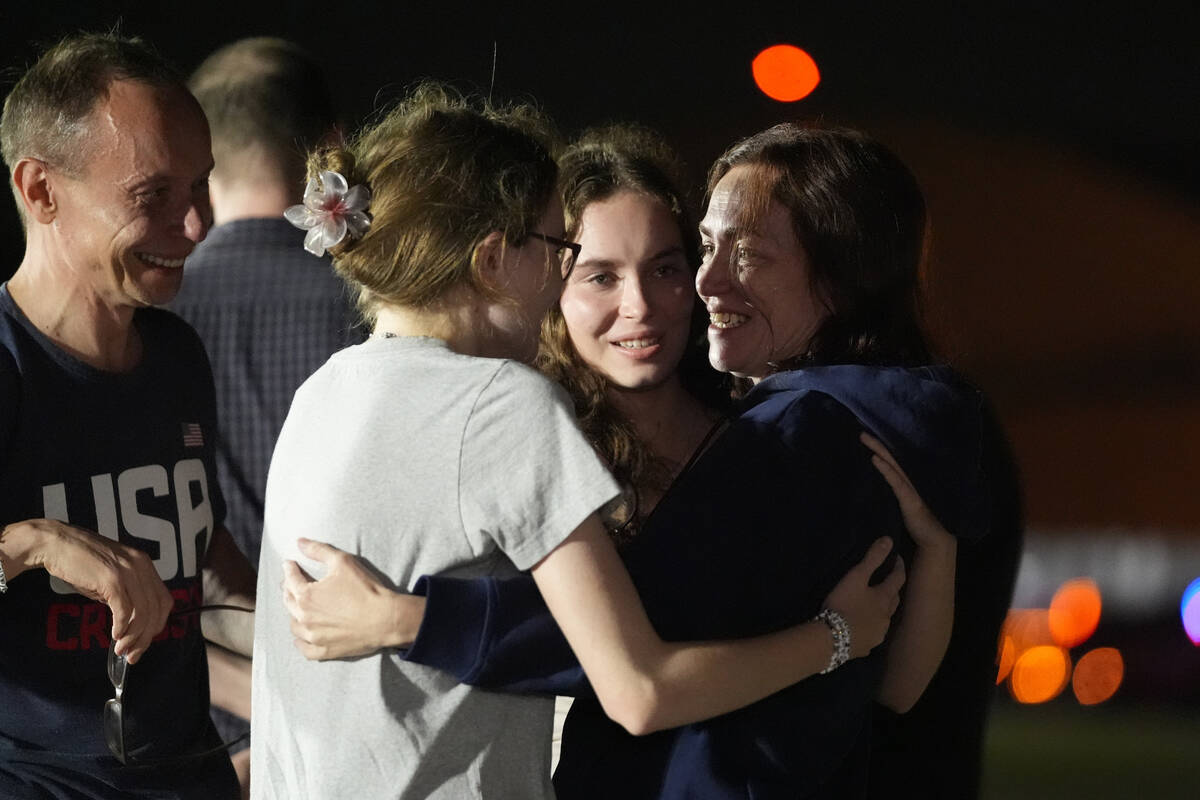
284, 170, 371, 257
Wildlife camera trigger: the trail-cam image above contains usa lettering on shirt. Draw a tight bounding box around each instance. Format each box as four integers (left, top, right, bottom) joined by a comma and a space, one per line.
40, 458, 214, 595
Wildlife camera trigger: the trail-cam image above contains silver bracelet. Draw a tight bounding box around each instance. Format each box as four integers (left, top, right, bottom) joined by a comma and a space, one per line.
815, 609, 850, 674
0, 523, 8, 593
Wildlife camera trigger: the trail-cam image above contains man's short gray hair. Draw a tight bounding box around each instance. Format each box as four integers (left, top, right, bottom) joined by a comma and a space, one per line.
0, 32, 183, 224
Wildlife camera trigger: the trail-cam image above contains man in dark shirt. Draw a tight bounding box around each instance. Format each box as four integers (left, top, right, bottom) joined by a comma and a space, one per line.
0, 33, 255, 799
170, 37, 359, 792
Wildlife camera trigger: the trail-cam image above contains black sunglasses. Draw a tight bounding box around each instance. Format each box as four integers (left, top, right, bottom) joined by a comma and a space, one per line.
526, 231, 583, 278
105, 603, 253, 767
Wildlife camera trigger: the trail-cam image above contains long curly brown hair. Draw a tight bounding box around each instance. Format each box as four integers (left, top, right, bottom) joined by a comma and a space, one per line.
535, 125, 729, 542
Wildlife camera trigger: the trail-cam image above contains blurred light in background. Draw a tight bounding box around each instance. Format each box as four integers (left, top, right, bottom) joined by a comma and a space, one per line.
751, 45, 820, 102
1183, 577, 1200, 645
999, 578, 1131, 705
1011, 530, 1198, 617
1010, 645, 1072, 704
999, 532, 1200, 706
996, 635, 1016, 684
1072, 647, 1124, 705
1002, 608, 1053, 654
1049, 578, 1102, 647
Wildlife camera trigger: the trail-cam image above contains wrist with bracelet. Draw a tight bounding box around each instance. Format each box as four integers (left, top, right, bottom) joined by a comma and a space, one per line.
814, 608, 850, 673
0, 525, 8, 593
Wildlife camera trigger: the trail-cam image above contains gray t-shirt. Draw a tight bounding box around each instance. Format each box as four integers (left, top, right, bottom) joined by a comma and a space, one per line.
251, 336, 620, 799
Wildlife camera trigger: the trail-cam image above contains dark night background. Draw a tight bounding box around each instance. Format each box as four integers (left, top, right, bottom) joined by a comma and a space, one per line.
2, 2, 1199, 793
4, 0, 1198, 530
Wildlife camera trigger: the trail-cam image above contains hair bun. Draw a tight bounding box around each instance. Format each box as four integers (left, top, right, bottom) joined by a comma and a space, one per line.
306, 145, 358, 187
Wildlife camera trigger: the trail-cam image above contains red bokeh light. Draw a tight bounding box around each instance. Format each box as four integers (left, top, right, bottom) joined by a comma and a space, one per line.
752, 45, 820, 102
1072, 647, 1124, 705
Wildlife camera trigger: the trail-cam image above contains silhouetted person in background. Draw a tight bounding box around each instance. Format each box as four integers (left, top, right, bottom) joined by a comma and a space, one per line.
171, 36, 359, 796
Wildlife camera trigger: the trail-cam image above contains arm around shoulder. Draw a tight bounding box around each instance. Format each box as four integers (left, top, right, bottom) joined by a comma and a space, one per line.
876, 537, 956, 712
861, 433, 959, 712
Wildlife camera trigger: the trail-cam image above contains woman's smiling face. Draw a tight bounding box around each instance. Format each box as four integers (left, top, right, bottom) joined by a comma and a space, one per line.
696, 164, 828, 381
558, 190, 695, 391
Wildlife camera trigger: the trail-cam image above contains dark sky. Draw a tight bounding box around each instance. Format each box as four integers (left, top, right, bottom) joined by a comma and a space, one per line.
3, 0, 1198, 199
3, 1, 1199, 529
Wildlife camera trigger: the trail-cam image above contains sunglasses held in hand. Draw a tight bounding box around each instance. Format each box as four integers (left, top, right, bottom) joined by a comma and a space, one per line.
104, 603, 253, 766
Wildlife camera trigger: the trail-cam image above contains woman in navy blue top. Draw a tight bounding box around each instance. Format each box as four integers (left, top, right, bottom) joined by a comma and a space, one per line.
284, 124, 993, 799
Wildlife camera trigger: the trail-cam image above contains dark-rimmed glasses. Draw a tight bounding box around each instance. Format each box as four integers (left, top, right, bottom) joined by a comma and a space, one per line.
526, 231, 583, 278
105, 603, 253, 766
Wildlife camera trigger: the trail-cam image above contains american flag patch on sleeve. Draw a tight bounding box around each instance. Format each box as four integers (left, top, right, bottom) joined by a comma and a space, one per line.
182, 423, 204, 448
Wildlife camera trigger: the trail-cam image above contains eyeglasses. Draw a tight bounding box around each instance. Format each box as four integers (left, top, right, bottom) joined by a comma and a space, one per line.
526, 231, 583, 278
105, 603, 253, 767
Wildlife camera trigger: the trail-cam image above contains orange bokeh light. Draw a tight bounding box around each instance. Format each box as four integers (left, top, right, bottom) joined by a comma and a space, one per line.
752, 45, 820, 102
1049, 578, 1102, 648
1000, 608, 1054, 653
996, 635, 1016, 684
1010, 645, 1072, 704
1072, 647, 1124, 705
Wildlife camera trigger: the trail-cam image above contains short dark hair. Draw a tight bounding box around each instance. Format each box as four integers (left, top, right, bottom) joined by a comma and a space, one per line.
188, 37, 334, 187
0, 32, 183, 221
707, 123, 933, 367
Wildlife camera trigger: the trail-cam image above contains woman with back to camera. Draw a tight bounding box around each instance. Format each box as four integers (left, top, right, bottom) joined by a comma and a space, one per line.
282, 122, 981, 799
252, 90, 906, 800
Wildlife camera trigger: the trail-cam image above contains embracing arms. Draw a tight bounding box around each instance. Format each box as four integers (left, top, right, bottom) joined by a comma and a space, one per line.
284, 433, 959, 721
284, 518, 903, 736
860, 433, 957, 713
524, 515, 901, 734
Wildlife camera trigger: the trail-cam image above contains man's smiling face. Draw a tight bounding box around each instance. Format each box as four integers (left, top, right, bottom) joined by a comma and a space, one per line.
50, 79, 213, 309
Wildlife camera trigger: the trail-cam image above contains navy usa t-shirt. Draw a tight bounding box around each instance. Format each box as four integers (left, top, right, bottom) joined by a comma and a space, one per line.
0, 283, 235, 798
